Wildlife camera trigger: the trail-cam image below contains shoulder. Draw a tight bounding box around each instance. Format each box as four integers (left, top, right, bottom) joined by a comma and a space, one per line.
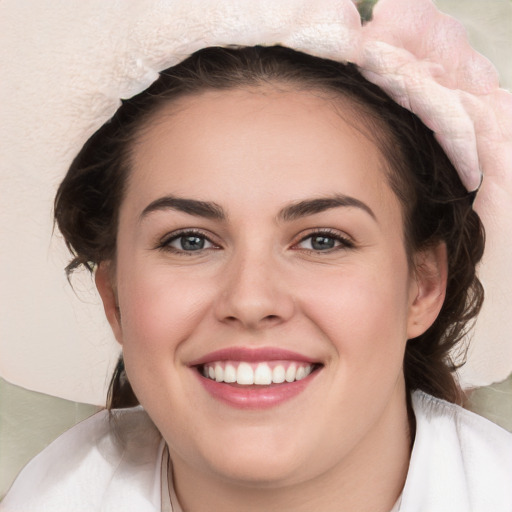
1, 407, 164, 512
411, 390, 512, 467
401, 391, 512, 512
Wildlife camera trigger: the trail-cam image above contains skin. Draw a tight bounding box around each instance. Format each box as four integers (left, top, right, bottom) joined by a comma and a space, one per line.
96, 87, 447, 512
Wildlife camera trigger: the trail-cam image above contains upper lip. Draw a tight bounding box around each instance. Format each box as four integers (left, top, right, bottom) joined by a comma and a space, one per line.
188, 347, 318, 367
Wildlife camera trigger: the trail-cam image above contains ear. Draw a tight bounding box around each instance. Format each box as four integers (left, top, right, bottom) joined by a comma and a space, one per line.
407, 242, 448, 339
95, 262, 123, 345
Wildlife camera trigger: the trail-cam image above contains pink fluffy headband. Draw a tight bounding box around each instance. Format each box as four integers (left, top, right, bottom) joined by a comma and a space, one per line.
1, 0, 511, 405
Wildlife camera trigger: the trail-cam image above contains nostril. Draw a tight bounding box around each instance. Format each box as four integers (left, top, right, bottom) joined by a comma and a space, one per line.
223, 314, 282, 326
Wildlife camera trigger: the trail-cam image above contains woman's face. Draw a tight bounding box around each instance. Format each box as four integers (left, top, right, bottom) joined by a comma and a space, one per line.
98, 87, 444, 489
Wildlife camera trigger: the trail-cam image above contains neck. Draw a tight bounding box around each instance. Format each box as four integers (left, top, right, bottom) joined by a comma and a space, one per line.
169, 385, 412, 512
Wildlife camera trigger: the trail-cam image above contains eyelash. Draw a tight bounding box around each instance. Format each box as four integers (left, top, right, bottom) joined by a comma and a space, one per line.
293, 229, 355, 253
157, 228, 355, 255
157, 229, 218, 255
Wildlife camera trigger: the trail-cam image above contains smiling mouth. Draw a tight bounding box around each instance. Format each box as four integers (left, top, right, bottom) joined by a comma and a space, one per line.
198, 360, 320, 386
190, 347, 322, 408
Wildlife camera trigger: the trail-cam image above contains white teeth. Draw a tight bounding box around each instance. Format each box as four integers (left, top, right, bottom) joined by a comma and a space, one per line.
272, 365, 286, 384
237, 362, 254, 385
214, 365, 224, 382
202, 361, 314, 385
285, 364, 297, 383
296, 366, 306, 381
254, 363, 272, 385
224, 363, 237, 383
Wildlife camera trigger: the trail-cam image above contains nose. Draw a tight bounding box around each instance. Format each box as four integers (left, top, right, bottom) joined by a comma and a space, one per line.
214, 250, 295, 330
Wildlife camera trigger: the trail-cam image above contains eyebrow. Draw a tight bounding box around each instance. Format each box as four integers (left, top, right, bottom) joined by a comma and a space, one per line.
139, 193, 376, 223
278, 194, 376, 222
139, 196, 226, 222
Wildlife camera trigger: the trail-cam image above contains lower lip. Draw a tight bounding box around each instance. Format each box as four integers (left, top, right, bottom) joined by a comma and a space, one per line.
194, 369, 320, 409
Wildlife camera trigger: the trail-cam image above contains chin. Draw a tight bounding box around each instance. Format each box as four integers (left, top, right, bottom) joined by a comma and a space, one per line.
179, 425, 320, 488
203, 452, 311, 488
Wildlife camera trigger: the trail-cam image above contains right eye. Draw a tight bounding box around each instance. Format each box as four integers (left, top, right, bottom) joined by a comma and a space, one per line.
159, 230, 217, 254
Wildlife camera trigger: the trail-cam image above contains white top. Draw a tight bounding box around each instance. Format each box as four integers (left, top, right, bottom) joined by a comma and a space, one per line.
2, 391, 511, 511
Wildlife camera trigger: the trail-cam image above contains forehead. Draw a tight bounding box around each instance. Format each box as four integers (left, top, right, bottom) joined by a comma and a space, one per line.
125, 87, 401, 223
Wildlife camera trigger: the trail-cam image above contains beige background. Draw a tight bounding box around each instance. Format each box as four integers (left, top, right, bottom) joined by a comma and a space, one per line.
1, 0, 512, 499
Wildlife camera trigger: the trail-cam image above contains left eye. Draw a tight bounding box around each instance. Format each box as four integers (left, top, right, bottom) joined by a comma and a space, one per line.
296, 233, 352, 251
166, 233, 214, 252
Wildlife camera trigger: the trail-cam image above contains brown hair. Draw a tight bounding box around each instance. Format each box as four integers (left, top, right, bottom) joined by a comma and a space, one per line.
54, 46, 484, 408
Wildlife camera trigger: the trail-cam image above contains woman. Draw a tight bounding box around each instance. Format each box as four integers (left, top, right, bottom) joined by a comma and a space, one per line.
1, 0, 512, 511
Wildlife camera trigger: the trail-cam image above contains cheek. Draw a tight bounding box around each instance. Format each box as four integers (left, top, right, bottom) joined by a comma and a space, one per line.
114, 259, 218, 411
300, 255, 412, 372
115, 257, 213, 361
